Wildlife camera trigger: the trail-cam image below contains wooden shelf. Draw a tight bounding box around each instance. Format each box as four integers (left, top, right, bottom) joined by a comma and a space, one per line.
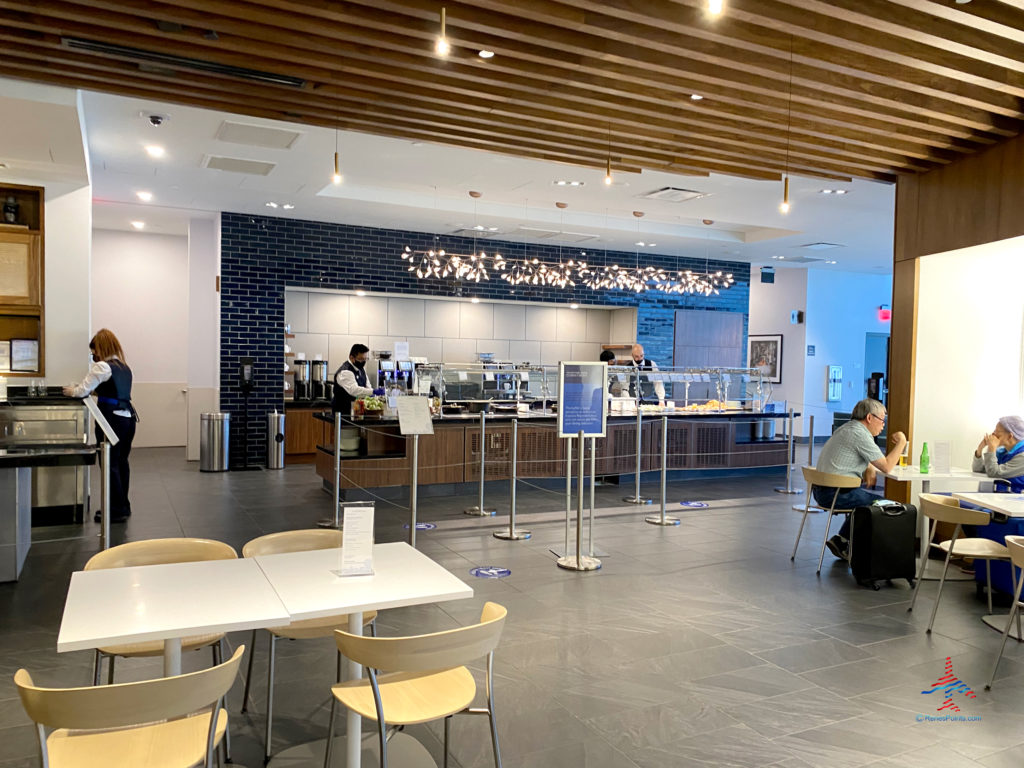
0, 182, 44, 377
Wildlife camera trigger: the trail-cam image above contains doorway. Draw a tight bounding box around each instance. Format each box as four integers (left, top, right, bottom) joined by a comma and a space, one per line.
864, 332, 890, 405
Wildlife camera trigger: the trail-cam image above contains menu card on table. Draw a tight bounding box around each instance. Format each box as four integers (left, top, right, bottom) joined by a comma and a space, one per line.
931, 441, 952, 475
335, 503, 375, 577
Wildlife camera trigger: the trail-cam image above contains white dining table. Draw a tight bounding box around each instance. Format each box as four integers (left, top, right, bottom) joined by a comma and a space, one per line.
950, 492, 1024, 641
881, 465, 987, 580
57, 557, 291, 676
254, 542, 474, 768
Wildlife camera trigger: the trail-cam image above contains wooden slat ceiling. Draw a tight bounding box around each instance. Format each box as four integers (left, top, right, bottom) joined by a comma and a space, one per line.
1, 0, 1022, 183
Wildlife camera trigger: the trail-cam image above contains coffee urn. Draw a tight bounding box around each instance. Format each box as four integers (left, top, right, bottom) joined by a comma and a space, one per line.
293, 359, 312, 400
311, 360, 329, 400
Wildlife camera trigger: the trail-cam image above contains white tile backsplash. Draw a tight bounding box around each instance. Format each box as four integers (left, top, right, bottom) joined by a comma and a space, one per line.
540, 341, 573, 365
348, 296, 387, 334
387, 298, 425, 337
328, 334, 369, 370
493, 304, 525, 339
369, 336, 406, 354
407, 337, 443, 361
555, 308, 587, 342
477, 338, 509, 360
307, 293, 350, 334
509, 340, 541, 363
289, 333, 329, 364
526, 307, 557, 342
425, 300, 460, 333
571, 342, 602, 361
442, 337, 478, 363
586, 309, 611, 343
459, 302, 494, 339
284, 291, 308, 333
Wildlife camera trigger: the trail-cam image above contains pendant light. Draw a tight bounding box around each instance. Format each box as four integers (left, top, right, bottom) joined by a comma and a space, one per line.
435, 7, 450, 56
604, 123, 613, 186
332, 129, 342, 185
708, 0, 724, 15
779, 36, 794, 214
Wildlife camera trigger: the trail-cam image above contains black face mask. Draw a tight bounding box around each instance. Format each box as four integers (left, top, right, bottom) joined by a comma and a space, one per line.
353, 359, 366, 369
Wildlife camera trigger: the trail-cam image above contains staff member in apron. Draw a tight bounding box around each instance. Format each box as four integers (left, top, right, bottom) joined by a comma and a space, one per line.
627, 343, 666, 406
63, 329, 137, 523
331, 343, 385, 415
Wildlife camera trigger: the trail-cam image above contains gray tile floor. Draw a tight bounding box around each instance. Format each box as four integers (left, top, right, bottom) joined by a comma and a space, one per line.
1, 448, 1023, 767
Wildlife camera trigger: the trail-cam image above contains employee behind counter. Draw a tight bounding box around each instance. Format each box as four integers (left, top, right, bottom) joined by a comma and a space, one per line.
331, 343, 385, 416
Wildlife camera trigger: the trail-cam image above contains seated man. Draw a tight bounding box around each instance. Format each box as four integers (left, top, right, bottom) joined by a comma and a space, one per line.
972, 415, 1024, 493
814, 398, 907, 560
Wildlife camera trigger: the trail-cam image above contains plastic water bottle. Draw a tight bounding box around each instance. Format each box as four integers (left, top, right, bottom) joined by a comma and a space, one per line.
920, 442, 930, 474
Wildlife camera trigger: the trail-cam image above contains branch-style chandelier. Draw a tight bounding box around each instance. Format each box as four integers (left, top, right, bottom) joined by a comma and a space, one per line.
398, 199, 735, 296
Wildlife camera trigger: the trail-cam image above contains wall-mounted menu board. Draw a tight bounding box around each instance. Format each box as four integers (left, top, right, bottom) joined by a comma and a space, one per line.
10, 339, 38, 372
0, 183, 44, 376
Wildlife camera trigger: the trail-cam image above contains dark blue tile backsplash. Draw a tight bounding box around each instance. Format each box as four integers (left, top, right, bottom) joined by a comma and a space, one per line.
220, 212, 750, 466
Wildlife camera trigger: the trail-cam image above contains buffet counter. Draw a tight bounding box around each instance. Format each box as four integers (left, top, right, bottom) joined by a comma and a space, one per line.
308, 409, 795, 491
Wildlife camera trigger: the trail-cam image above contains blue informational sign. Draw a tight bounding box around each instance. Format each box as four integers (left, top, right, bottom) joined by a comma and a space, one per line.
470, 566, 511, 579
679, 501, 710, 508
402, 522, 437, 530
558, 361, 608, 438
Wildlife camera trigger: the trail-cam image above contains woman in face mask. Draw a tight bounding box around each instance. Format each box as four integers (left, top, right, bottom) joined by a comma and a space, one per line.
973, 415, 1024, 494
62, 328, 137, 523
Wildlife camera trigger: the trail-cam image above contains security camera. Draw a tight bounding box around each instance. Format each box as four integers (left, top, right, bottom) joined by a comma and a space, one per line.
148, 114, 165, 127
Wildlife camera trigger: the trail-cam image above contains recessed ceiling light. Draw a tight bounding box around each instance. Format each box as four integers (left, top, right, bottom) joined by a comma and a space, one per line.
144, 145, 165, 158
130, 220, 145, 230
819, 189, 849, 195
265, 201, 279, 208
690, 94, 704, 101
635, 241, 645, 246
356, 289, 367, 297
569, 303, 579, 309
135, 191, 153, 202
471, 297, 480, 304
825, 260, 838, 264
282, 204, 295, 210
488, 227, 498, 232
478, 50, 495, 59
553, 180, 585, 187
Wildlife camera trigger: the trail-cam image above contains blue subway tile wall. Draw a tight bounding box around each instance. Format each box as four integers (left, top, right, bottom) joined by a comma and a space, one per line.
220, 212, 750, 466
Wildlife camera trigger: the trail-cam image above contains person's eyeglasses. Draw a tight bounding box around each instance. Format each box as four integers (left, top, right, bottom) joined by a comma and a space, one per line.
869, 413, 887, 423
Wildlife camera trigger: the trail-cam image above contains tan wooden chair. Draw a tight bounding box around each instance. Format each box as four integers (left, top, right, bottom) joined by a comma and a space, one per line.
985, 535, 1024, 690
15, 645, 244, 768
324, 601, 507, 768
791, 466, 861, 574
908, 493, 1011, 632
239, 529, 377, 763
84, 538, 238, 685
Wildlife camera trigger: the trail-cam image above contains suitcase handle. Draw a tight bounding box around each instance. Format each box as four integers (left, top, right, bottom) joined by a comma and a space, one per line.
882, 508, 905, 517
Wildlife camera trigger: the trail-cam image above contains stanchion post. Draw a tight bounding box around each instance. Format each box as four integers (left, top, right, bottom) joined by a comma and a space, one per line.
495, 418, 530, 540
774, 408, 804, 495
564, 436, 572, 554
623, 397, 651, 504
647, 415, 680, 526
558, 432, 601, 571
588, 437, 595, 555
100, 441, 111, 550
807, 414, 814, 466
464, 411, 496, 516
409, 434, 419, 547
318, 413, 344, 528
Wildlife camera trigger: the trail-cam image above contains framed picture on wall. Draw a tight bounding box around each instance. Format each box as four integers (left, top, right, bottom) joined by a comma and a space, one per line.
748, 334, 783, 384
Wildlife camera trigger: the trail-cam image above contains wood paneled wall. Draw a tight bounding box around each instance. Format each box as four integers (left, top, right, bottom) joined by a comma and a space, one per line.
888, 131, 1024, 502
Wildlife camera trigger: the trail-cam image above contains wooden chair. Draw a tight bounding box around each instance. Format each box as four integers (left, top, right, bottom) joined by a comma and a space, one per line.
324, 602, 507, 768
14, 645, 244, 768
985, 535, 1024, 690
84, 538, 238, 685
908, 493, 1011, 631
791, 466, 861, 574
239, 529, 377, 763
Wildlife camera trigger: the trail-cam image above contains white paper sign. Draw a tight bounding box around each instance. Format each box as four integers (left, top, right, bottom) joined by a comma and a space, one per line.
394, 341, 410, 361
931, 441, 952, 475
82, 397, 120, 446
458, 371, 468, 382
397, 396, 434, 435
338, 504, 375, 576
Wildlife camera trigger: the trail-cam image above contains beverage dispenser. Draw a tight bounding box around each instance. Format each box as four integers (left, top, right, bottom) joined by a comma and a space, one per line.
292, 359, 311, 400
310, 360, 329, 400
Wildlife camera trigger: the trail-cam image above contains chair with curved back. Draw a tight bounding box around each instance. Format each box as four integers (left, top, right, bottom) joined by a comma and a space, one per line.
239, 529, 377, 763
324, 601, 507, 768
791, 466, 862, 574
15, 645, 244, 768
84, 538, 239, 686
985, 535, 1024, 690
908, 493, 1012, 631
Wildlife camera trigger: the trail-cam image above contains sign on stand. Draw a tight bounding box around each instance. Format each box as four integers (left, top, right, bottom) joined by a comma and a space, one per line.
558, 362, 608, 438
334, 502, 374, 577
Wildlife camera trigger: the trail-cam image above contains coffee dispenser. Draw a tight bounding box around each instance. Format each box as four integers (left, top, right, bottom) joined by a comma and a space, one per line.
292, 359, 311, 400
311, 360, 329, 400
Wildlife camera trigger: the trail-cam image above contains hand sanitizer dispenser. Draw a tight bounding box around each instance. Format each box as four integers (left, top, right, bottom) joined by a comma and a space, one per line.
826, 365, 843, 402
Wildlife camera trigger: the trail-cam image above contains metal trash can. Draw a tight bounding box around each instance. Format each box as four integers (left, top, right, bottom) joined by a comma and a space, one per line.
267, 411, 285, 470
199, 412, 230, 472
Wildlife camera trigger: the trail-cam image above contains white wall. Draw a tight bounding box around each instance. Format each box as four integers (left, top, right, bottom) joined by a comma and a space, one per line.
186, 217, 220, 460
92, 229, 189, 447
286, 290, 631, 375
749, 267, 807, 423
914, 237, 1024, 466
803, 270, 892, 437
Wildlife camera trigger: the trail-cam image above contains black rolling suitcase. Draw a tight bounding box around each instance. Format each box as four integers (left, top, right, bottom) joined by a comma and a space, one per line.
850, 501, 917, 590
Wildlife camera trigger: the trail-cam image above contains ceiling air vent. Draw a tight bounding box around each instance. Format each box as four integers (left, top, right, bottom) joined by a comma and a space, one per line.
202, 155, 276, 175
641, 187, 709, 203
447, 228, 502, 238
800, 242, 844, 250
516, 227, 600, 243
61, 37, 306, 88
776, 255, 824, 264
216, 121, 302, 149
